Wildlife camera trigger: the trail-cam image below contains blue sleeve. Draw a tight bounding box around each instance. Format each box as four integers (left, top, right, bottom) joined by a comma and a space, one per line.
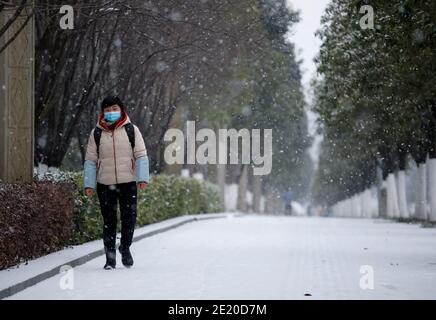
136, 156, 149, 183
84, 160, 97, 189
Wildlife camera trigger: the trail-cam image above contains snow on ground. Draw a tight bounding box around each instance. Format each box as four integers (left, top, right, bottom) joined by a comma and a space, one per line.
6, 215, 436, 300
0, 213, 230, 294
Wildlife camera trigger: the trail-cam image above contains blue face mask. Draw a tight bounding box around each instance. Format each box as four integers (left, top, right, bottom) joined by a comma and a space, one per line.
104, 111, 121, 122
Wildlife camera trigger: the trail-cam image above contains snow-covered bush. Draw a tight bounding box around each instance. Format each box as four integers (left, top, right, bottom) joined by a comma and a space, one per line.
67, 173, 223, 245
34, 166, 73, 183
136, 175, 223, 226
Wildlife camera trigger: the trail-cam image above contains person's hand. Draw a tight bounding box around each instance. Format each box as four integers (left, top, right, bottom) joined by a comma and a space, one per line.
84, 188, 94, 197
138, 182, 147, 190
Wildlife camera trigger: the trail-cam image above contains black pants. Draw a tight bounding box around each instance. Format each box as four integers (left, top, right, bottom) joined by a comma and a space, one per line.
97, 182, 137, 250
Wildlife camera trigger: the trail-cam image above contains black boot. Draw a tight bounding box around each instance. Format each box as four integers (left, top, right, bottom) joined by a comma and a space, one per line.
119, 244, 134, 268
104, 247, 116, 270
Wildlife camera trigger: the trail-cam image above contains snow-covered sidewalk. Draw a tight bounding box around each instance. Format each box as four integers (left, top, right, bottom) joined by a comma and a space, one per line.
5, 215, 436, 299
0, 212, 233, 299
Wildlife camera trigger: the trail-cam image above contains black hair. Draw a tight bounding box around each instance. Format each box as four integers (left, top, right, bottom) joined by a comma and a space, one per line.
101, 95, 125, 112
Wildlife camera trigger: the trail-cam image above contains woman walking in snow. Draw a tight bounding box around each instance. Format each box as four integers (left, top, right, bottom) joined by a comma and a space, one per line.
83, 95, 149, 270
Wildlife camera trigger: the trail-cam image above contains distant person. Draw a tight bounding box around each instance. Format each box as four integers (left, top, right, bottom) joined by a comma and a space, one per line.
83, 95, 149, 270
307, 204, 312, 217
282, 189, 293, 216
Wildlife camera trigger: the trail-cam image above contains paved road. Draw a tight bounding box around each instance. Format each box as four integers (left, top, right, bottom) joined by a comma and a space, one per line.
8, 215, 436, 299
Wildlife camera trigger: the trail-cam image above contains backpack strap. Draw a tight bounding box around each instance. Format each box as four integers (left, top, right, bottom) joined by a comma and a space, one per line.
93, 124, 135, 159
124, 123, 135, 150
93, 127, 103, 158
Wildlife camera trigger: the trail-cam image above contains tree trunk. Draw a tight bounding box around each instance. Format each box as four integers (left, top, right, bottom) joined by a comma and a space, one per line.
217, 163, 226, 208
77, 128, 87, 164
237, 165, 248, 213
386, 173, 400, 218
427, 158, 436, 222
376, 167, 386, 218
415, 162, 428, 220
216, 126, 227, 206
428, 102, 436, 221
361, 189, 372, 218
378, 151, 399, 219
265, 188, 275, 215
253, 174, 262, 213
396, 170, 409, 218
379, 187, 387, 219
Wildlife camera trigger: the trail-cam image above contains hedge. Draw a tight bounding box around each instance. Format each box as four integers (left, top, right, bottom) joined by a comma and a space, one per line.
69, 173, 223, 244
0, 172, 223, 269
0, 182, 75, 270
